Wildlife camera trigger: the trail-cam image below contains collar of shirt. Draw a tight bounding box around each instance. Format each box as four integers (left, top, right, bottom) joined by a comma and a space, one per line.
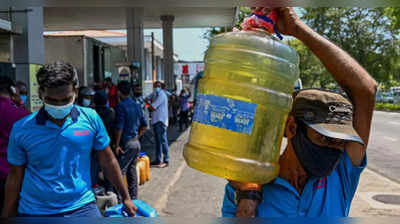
271, 176, 319, 199
36, 106, 80, 125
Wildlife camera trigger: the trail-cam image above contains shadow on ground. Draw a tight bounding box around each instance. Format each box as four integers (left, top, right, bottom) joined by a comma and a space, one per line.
140, 123, 189, 163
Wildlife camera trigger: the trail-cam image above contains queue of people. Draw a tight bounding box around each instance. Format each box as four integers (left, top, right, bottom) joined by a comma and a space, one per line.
0, 61, 183, 217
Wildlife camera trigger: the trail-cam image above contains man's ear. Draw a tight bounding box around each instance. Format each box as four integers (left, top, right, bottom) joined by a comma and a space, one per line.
285, 116, 298, 139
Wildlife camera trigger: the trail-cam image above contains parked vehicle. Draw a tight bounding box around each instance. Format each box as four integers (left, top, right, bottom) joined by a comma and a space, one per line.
377, 91, 394, 104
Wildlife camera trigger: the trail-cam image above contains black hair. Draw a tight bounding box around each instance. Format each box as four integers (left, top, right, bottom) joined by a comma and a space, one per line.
117, 81, 131, 96
0, 75, 16, 96
94, 91, 108, 106
36, 61, 79, 90
16, 81, 27, 88
105, 77, 112, 83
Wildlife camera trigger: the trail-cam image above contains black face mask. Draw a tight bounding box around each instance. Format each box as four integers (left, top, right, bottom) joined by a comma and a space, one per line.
134, 92, 142, 97
291, 123, 343, 177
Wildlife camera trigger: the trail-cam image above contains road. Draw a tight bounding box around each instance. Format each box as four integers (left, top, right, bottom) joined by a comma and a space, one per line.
367, 111, 400, 183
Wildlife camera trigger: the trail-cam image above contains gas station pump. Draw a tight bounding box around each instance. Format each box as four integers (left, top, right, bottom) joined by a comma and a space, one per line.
116, 61, 141, 87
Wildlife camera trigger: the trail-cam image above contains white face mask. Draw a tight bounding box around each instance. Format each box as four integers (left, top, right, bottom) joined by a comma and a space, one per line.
44, 95, 75, 120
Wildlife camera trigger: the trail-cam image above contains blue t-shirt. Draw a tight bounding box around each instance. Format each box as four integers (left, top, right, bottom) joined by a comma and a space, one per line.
115, 97, 147, 145
222, 151, 367, 217
7, 106, 110, 215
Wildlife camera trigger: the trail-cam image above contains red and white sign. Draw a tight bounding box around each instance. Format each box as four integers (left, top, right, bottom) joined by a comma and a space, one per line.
175, 62, 205, 79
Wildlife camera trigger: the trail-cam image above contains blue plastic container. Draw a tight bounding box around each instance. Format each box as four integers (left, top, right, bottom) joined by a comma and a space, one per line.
104, 200, 158, 217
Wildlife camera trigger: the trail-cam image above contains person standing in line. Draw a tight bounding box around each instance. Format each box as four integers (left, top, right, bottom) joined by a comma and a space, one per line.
114, 81, 147, 200
78, 87, 95, 108
92, 91, 116, 193
104, 77, 118, 108
0, 76, 29, 212
15, 81, 28, 109
145, 81, 169, 168
178, 89, 191, 132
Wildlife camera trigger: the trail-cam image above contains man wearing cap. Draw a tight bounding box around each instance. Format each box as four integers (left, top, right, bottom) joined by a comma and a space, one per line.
222, 7, 378, 217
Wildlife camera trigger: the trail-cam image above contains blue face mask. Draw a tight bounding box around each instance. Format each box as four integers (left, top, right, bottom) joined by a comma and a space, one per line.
20, 95, 27, 106
82, 99, 91, 107
44, 97, 75, 120
155, 87, 161, 93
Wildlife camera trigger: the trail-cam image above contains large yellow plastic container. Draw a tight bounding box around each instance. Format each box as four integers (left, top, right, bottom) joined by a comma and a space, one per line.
184, 31, 299, 184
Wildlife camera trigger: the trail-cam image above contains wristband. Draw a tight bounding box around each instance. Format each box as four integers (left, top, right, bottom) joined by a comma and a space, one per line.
235, 190, 262, 205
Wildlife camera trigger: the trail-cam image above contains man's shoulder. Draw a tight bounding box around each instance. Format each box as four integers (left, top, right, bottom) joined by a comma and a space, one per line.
12, 112, 38, 129
76, 105, 100, 121
159, 90, 169, 100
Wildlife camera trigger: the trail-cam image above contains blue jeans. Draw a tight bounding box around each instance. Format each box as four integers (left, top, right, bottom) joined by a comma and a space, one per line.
17, 201, 102, 217
153, 121, 169, 164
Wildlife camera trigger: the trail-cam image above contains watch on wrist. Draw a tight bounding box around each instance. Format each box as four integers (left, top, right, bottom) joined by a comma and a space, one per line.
235, 190, 262, 205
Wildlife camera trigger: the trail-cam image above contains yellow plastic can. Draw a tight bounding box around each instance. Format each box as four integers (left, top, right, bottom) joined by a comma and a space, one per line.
184, 31, 299, 184
137, 159, 146, 185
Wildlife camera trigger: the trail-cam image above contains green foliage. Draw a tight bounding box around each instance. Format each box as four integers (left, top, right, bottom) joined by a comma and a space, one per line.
385, 8, 400, 31
291, 8, 400, 89
203, 7, 400, 89
287, 39, 333, 88
375, 103, 400, 111
203, 7, 251, 41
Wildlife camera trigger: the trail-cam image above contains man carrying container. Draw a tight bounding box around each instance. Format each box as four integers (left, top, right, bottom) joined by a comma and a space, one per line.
2, 62, 137, 217
222, 7, 377, 217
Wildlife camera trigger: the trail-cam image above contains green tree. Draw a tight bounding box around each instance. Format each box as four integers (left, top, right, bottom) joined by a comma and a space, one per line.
298, 8, 400, 89
287, 39, 332, 88
203, 7, 400, 89
203, 7, 251, 40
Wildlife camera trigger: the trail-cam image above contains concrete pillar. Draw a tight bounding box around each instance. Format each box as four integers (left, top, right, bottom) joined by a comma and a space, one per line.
160, 15, 174, 90
156, 56, 161, 81
12, 6, 44, 112
126, 8, 144, 86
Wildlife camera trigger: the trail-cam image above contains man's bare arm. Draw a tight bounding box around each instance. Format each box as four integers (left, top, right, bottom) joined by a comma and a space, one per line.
290, 11, 378, 165
2, 165, 25, 217
97, 146, 137, 215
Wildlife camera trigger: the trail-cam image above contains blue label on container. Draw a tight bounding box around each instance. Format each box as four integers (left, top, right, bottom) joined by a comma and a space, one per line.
193, 94, 257, 135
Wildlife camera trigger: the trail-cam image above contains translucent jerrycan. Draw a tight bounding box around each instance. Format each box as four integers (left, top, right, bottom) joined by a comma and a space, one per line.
183, 30, 299, 184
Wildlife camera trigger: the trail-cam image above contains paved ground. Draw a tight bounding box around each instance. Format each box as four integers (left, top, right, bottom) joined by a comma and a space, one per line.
367, 111, 400, 183
137, 111, 400, 217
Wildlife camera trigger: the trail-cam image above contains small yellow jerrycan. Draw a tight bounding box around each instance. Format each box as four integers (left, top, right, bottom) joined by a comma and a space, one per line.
137, 152, 151, 185
138, 152, 150, 181
184, 30, 299, 184
137, 159, 146, 185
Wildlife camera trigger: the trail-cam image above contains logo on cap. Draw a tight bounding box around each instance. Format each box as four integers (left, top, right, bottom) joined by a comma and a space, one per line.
304, 111, 315, 121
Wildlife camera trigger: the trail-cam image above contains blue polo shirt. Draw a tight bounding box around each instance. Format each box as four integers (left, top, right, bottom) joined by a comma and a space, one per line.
7, 106, 110, 215
115, 97, 147, 145
222, 151, 367, 217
